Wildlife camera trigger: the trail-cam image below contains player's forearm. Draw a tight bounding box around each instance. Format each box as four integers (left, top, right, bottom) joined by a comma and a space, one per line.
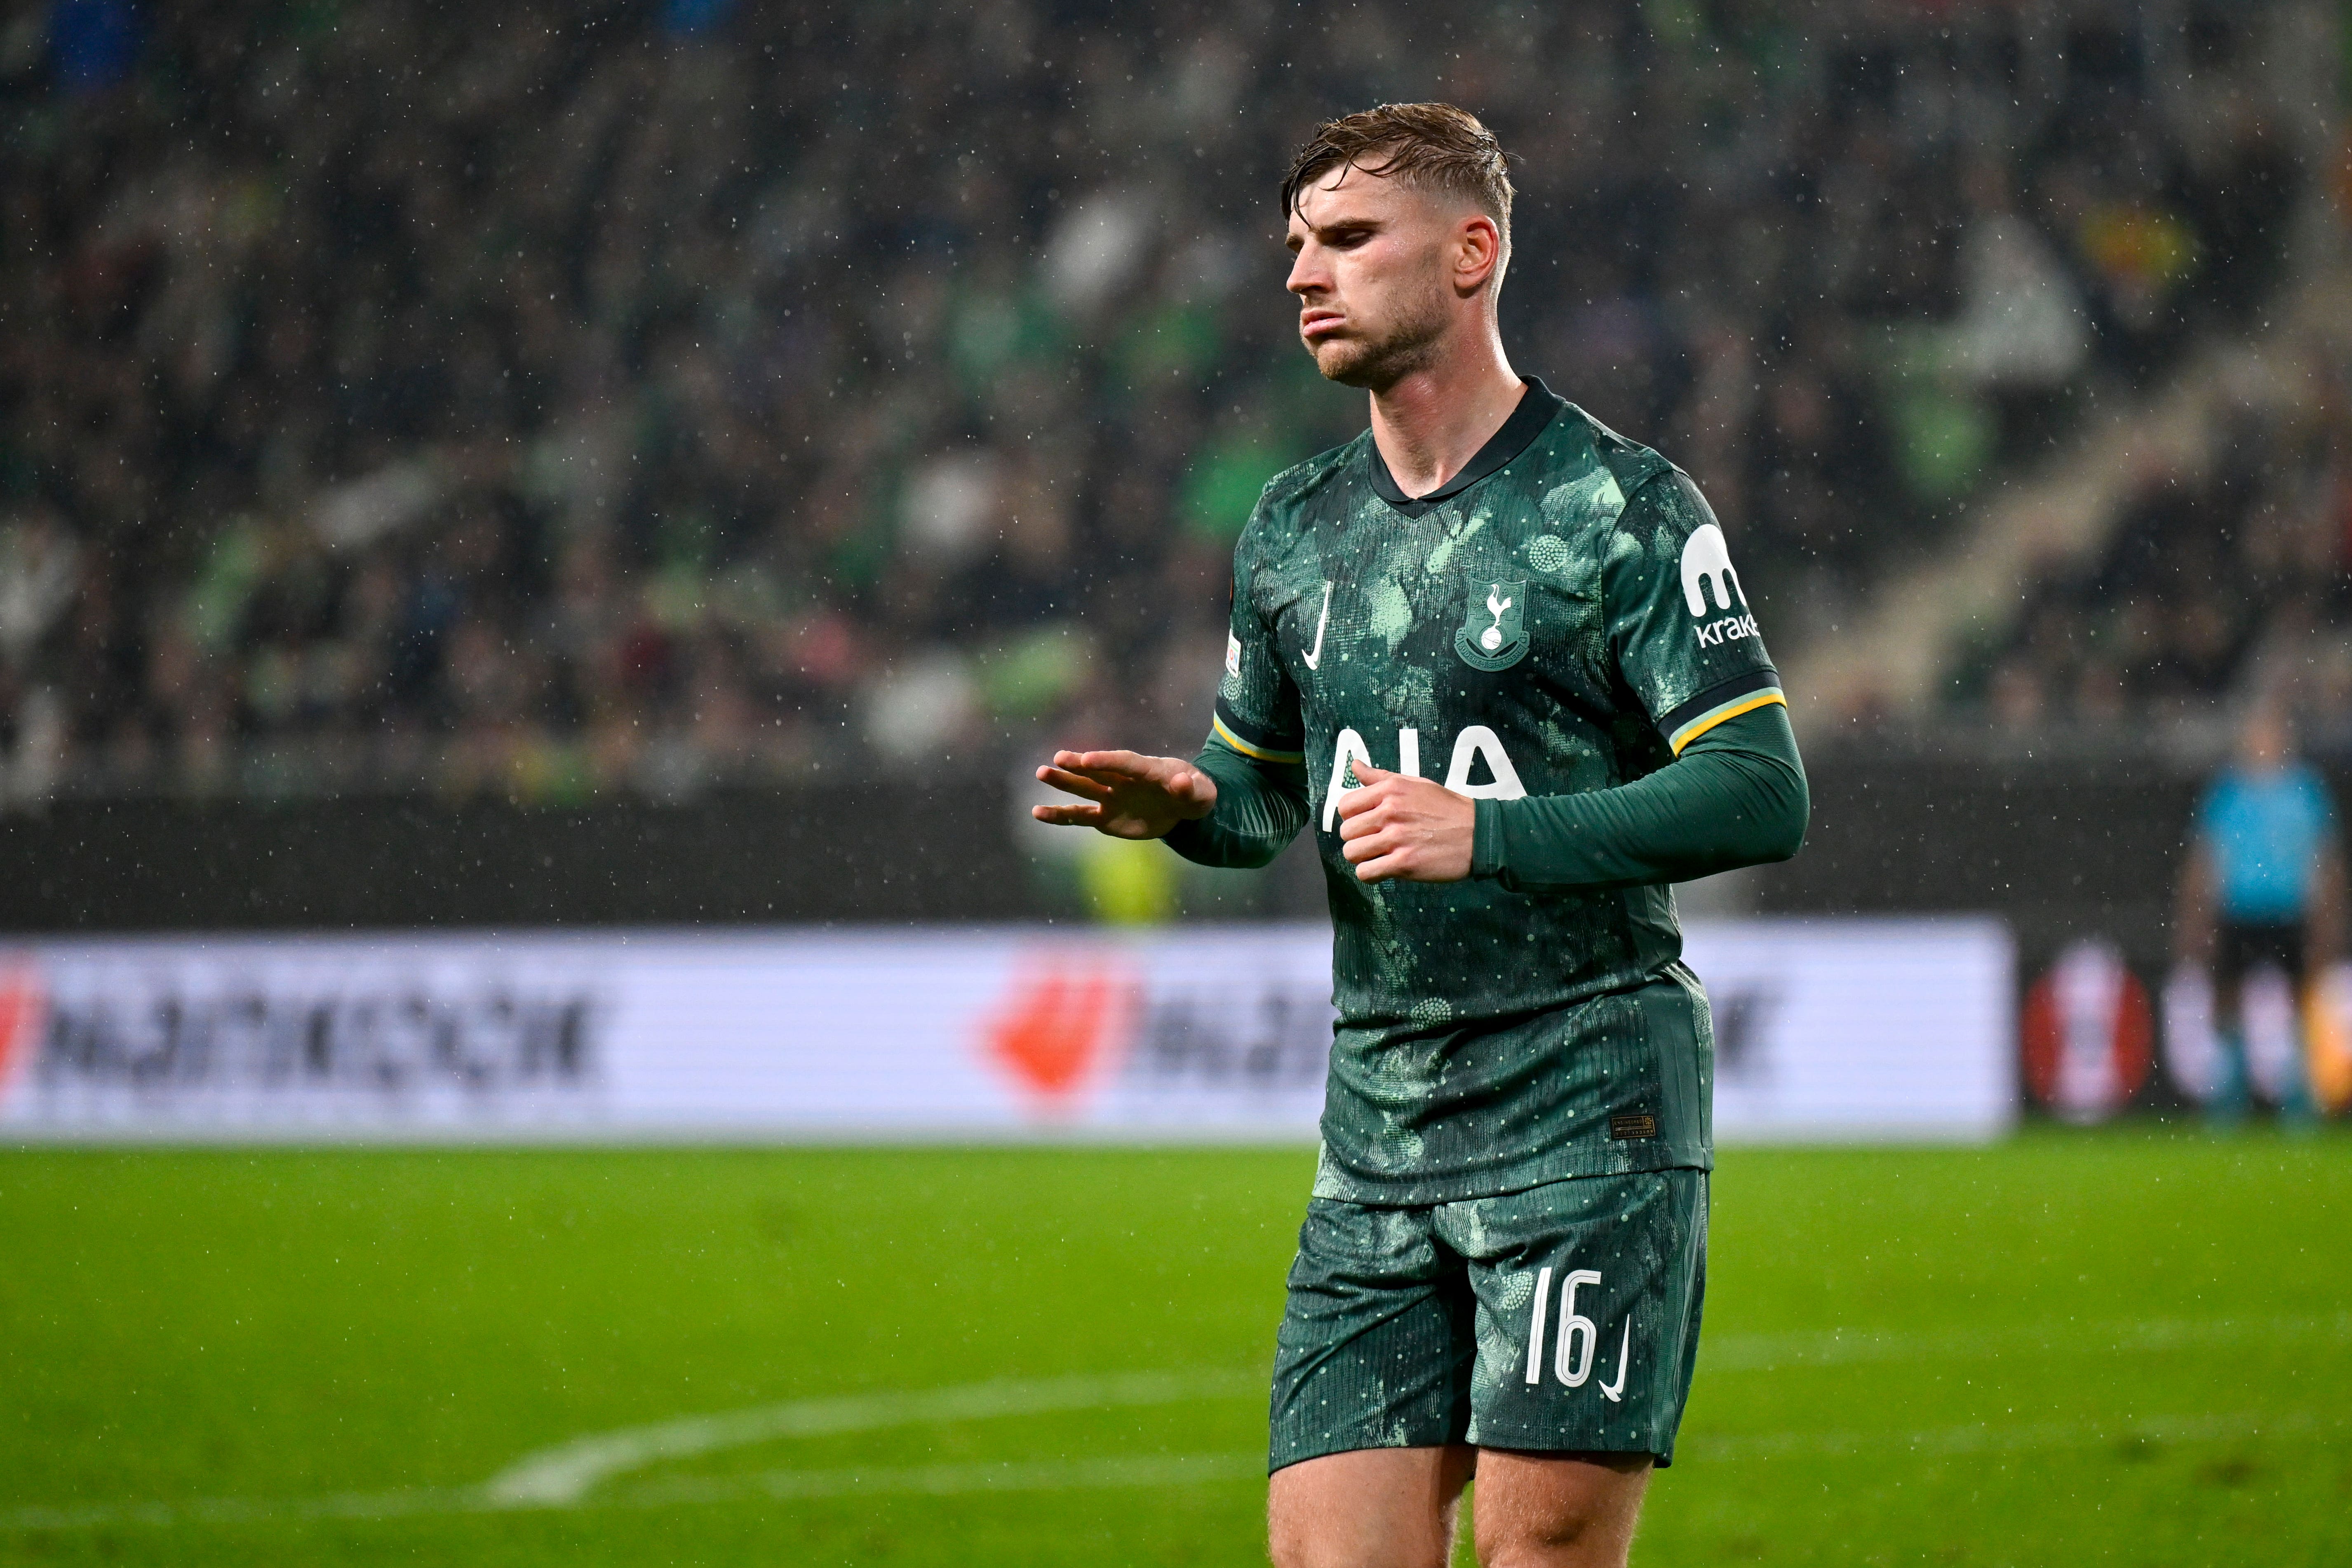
1469, 704, 1808, 892
1163, 740, 1310, 869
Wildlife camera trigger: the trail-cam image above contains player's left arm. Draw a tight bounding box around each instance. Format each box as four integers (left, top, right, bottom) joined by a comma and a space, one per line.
1462, 703, 1805, 891
1481, 470, 1805, 892
1161, 496, 1314, 871
1334, 704, 1806, 889
1335, 469, 1808, 888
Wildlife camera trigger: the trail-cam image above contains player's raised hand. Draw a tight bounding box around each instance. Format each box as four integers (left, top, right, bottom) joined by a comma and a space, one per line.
1033, 750, 1219, 840
1334, 764, 1475, 883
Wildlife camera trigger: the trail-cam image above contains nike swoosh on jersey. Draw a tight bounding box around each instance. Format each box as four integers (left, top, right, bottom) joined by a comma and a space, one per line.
1301, 581, 1333, 671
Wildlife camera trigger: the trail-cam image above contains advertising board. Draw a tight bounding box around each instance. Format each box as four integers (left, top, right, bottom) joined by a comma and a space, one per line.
0, 919, 2011, 1143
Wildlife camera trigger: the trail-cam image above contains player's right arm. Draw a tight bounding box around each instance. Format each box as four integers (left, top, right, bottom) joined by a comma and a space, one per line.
1157, 520, 1311, 869
1030, 739, 1306, 866
1035, 508, 1311, 867
1032, 749, 1219, 838
1162, 732, 1311, 869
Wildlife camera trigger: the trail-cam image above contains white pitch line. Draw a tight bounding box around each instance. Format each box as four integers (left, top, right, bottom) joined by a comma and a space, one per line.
0, 1452, 1269, 1534
7, 1313, 2351, 1537
620, 1450, 1266, 1507
484, 1366, 1260, 1507
0, 1367, 1262, 1534
488, 1311, 2352, 1508
9, 1407, 2344, 1535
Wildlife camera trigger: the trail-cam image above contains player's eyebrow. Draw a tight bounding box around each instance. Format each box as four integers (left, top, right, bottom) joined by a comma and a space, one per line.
1285, 212, 1383, 252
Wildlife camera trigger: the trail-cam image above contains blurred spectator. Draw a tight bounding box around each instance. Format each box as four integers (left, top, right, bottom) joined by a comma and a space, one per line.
2173, 702, 2341, 1121
1968, 337, 2352, 726
0, 0, 2322, 803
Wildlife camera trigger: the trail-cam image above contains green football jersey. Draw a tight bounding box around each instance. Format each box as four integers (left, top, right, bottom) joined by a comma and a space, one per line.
1189, 380, 1783, 1204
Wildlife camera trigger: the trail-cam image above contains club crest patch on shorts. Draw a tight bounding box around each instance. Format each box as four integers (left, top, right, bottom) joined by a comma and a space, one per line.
1456, 575, 1529, 671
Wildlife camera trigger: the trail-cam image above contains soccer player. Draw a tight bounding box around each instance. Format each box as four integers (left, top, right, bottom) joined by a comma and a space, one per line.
1035, 104, 1807, 1568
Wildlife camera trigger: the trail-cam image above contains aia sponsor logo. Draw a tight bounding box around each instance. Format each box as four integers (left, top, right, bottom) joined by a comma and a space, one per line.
980, 956, 1141, 1106
0, 957, 45, 1100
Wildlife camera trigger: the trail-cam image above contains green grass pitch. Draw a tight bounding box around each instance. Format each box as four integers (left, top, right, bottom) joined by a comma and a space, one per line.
2, 1130, 2346, 1566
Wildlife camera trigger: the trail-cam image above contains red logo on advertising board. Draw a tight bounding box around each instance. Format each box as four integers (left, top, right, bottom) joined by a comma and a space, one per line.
2021, 940, 2151, 1123
0, 960, 46, 1096
980, 957, 1140, 1106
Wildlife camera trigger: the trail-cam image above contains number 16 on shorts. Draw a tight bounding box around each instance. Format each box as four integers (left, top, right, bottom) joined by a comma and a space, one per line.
1524, 1265, 1631, 1401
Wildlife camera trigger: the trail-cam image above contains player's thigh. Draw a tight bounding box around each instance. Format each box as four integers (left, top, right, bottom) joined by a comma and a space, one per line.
1469, 1448, 1652, 1568
1267, 1443, 1476, 1568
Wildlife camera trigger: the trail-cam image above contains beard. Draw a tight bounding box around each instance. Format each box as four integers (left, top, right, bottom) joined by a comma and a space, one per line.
1305, 273, 1452, 390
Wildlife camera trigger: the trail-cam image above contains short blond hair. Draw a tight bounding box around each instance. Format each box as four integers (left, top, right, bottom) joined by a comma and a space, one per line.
1281, 102, 1514, 273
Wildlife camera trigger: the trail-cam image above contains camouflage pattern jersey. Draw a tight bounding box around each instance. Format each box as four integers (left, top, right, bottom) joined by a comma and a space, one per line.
1172, 380, 1783, 1206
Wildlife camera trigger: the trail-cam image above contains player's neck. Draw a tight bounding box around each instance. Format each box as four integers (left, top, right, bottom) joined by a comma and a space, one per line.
1366, 326, 1523, 500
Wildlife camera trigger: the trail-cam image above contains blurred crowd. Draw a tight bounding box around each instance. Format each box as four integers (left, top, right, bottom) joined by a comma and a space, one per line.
1971, 327, 2352, 730
0, 0, 2325, 804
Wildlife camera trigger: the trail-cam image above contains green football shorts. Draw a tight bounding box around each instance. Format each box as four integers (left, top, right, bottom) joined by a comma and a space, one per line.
1269, 1168, 1708, 1472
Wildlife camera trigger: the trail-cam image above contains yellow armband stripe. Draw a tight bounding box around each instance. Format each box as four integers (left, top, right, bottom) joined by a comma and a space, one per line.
1210, 714, 1306, 765
1667, 689, 1785, 755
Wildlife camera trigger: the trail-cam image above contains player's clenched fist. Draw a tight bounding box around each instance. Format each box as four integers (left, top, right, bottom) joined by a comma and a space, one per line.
1334, 764, 1475, 883
1033, 750, 1219, 840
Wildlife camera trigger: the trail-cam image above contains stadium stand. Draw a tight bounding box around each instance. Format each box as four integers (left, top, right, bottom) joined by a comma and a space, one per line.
1960, 313, 2352, 733
1790, 270, 2348, 736
0, 0, 2329, 808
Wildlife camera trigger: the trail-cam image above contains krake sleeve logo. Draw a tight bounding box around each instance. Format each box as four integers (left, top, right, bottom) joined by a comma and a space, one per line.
1678, 524, 1744, 616
1678, 524, 1759, 648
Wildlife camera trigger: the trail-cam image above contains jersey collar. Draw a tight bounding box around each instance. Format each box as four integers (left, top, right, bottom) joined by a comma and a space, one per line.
1365, 376, 1565, 517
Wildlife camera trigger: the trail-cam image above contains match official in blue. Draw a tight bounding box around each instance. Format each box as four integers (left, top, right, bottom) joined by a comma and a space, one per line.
2175, 701, 2343, 1123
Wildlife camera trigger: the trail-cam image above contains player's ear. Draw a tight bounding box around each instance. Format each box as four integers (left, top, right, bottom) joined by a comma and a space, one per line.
1455, 213, 1501, 296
